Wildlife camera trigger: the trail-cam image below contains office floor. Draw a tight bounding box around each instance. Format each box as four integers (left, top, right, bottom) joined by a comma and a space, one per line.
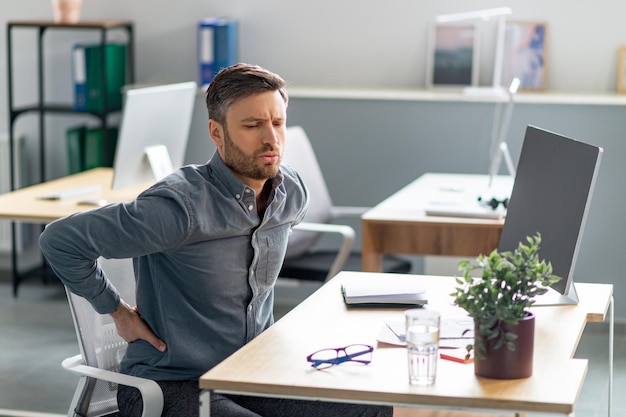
0, 278, 624, 417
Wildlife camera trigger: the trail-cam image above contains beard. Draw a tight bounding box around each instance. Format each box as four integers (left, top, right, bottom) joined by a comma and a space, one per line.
221, 128, 282, 180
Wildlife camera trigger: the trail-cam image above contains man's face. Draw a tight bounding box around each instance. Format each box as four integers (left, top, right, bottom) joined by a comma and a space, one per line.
210, 91, 287, 184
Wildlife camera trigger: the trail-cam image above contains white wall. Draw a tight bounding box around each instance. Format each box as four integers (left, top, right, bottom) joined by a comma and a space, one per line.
2, 1, 625, 109
88, 0, 626, 93
2, 0, 625, 173
1, 0, 624, 175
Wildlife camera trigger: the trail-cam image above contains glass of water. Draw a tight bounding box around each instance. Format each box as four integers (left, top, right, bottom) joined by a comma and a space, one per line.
405, 309, 440, 385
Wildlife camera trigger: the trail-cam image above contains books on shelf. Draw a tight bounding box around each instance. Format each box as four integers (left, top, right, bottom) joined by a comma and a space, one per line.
72, 43, 127, 112
198, 17, 238, 87
66, 125, 118, 174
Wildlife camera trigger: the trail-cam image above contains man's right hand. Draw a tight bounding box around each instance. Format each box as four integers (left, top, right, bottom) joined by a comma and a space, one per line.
110, 300, 167, 352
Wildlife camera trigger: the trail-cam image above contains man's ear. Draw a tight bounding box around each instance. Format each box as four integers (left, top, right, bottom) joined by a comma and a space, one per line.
208, 119, 224, 148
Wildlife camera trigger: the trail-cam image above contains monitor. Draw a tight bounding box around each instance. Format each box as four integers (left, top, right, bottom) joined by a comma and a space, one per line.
497, 125, 603, 305
111, 81, 197, 190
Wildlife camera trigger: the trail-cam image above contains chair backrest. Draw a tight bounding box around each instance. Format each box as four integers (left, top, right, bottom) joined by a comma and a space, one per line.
282, 126, 334, 258
65, 257, 136, 416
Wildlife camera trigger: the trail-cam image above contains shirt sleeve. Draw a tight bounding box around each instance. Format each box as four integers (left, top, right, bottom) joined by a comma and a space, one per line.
39, 185, 192, 314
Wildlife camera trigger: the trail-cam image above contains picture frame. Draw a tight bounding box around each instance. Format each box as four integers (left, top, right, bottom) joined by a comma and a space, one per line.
618, 45, 626, 93
502, 21, 548, 91
426, 23, 479, 89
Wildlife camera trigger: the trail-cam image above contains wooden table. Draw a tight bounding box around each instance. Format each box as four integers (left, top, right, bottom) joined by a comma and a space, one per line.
0, 168, 151, 295
0, 168, 150, 223
199, 271, 614, 416
361, 173, 514, 272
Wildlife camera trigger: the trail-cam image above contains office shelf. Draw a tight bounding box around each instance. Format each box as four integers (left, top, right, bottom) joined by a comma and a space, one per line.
288, 86, 626, 106
9, 103, 122, 119
5, 20, 135, 296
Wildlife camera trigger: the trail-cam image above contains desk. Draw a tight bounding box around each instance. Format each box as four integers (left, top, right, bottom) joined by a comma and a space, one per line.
361, 173, 514, 272
199, 271, 613, 416
0, 168, 150, 223
0, 168, 151, 295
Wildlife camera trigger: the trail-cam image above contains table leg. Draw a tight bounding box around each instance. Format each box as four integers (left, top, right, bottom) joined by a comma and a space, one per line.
609, 295, 614, 417
200, 389, 211, 417
361, 221, 383, 272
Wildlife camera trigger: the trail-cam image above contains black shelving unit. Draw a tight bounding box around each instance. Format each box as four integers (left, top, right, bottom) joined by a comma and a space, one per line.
6, 20, 135, 296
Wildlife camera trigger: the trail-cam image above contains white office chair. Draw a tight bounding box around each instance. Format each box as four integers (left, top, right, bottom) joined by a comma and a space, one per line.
62, 257, 163, 417
280, 126, 412, 283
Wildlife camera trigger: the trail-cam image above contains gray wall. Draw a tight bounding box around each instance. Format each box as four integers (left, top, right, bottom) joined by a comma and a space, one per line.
286, 96, 625, 317
1, 1, 625, 318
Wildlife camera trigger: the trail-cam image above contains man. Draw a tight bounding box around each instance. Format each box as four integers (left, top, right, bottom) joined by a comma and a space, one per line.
40, 63, 392, 417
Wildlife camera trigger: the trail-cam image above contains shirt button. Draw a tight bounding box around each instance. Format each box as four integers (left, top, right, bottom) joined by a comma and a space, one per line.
248, 204, 254, 211
244, 189, 251, 194
235, 194, 241, 199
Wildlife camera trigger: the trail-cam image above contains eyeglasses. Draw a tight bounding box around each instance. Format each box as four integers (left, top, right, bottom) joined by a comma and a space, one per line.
306, 344, 373, 369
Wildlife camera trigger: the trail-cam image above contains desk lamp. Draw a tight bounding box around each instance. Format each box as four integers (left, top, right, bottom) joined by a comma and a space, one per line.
476, 76, 520, 210
488, 76, 520, 188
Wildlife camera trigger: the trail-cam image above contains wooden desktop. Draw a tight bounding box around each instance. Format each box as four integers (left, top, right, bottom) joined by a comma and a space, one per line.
199, 271, 613, 416
361, 173, 514, 272
0, 168, 152, 295
0, 168, 151, 223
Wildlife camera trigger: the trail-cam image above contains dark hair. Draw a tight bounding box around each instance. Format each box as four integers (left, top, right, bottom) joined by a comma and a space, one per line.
205, 63, 288, 125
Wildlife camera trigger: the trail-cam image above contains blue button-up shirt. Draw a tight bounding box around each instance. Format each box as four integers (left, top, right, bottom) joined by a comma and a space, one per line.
39, 152, 308, 380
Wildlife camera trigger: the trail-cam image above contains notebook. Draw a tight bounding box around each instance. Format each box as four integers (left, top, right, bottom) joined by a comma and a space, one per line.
341, 279, 428, 307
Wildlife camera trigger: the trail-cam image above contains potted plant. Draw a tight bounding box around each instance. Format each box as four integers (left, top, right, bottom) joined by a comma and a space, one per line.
451, 233, 561, 379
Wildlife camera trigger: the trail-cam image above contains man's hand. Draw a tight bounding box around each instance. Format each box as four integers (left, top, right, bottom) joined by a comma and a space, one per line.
110, 300, 167, 352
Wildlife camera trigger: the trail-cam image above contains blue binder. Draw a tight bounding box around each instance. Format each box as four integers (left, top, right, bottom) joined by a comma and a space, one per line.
198, 18, 239, 87
72, 44, 88, 111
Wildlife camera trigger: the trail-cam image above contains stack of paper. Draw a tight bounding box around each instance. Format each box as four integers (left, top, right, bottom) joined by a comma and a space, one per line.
382, 316, 474, 348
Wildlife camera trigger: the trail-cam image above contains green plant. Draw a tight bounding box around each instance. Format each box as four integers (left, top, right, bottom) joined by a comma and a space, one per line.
451, 233, 561, 358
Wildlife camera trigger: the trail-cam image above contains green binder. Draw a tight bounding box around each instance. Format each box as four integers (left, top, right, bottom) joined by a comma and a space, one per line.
84, 127, 119, 170
66, 125, 86, 174
85, 43, 127, 113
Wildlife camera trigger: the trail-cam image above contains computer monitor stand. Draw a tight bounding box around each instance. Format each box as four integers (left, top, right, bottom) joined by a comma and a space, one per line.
144, 145, 174, 182
532, 283, 579, 306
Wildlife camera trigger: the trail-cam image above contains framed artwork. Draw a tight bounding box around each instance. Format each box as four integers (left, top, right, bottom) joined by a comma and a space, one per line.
502, 21, 548, 91
618, 46, 626, 93
426, 23, 479, 88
